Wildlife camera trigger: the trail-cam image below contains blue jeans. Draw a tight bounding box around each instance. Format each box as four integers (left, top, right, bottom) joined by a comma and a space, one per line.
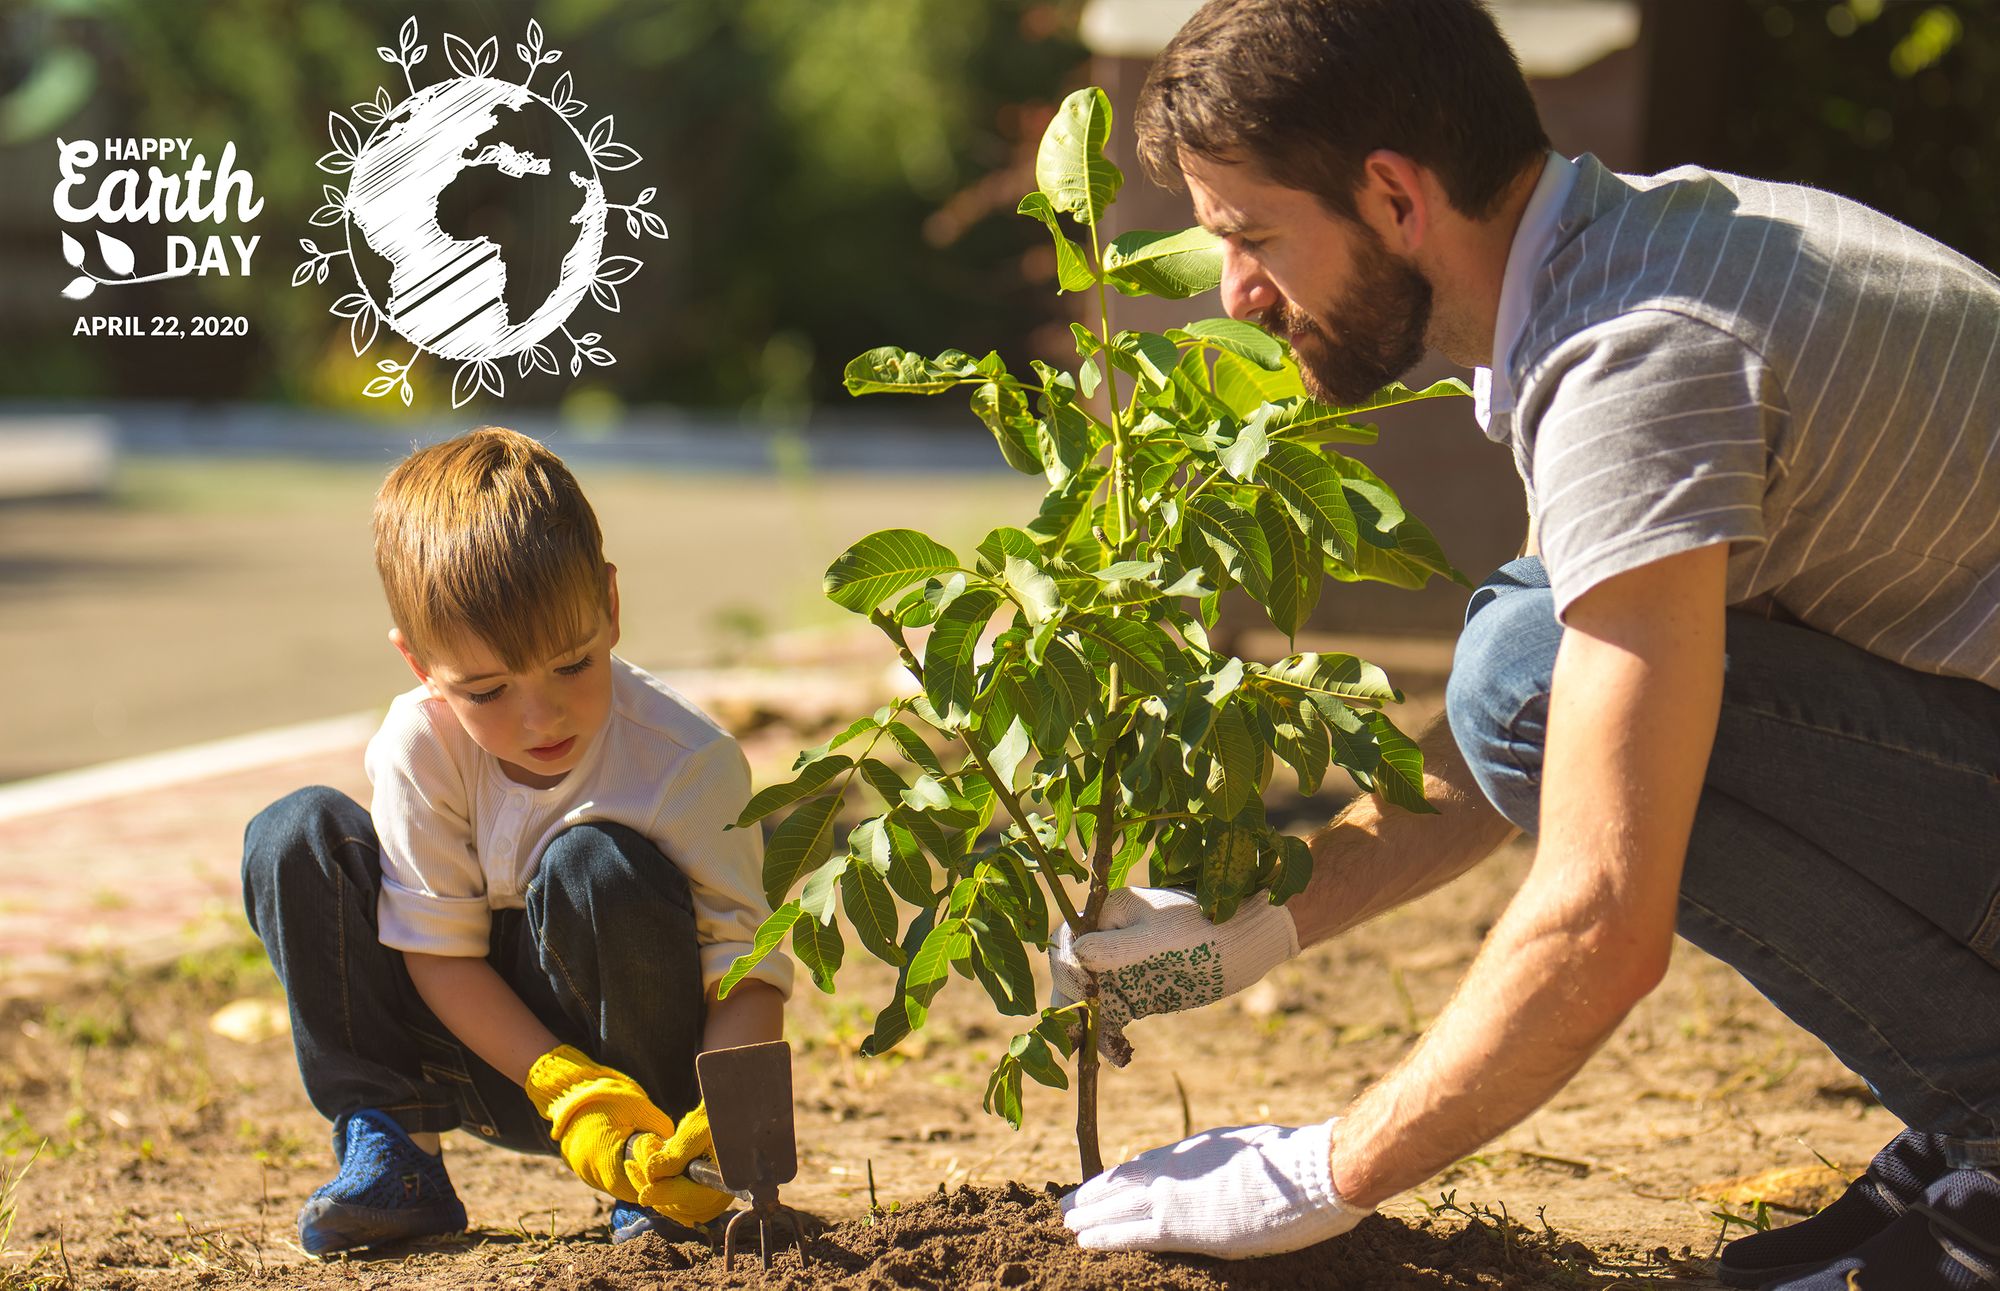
241, 786, 706, 1154
1448, 557, 2000, 1166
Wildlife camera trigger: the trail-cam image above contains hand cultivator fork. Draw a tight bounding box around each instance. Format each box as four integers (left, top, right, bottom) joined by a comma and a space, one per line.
682, 1040, 807, 1271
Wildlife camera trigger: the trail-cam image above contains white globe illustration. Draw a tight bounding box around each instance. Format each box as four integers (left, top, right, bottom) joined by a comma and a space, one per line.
343, 75, 608, 361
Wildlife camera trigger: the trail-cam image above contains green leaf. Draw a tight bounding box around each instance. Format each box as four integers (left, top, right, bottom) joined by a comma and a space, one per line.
716, 902, 803, 999
1069, 613, 1169, 691
988, 714, 1034, 793
1078, 356, 1101, 399
843, 346, 980, 395
969, 914, 1037, 1016
799, 853, 849, 923
1037, 401, 1096, 489
1329, 453, 1406, 533
841, 861, 903, 966
1106, 331, 1182, 389
986, 844, 1050, 944
1255, 490, 1321, 638
983, 1053, 1025, 1128
1002, 556, 1060, 627
970, 380, 1044, 475
923, 588, 1002, 728
905, 916, 970, 1028
1197, 814, 1264, 923
1027, 464, 1106, 551
1264, 397, 1380, 446
1035, 86, 1123, 228
861, 908, 936, 1057
1102, 226, 1223, 298
736, 755, 851, 828
1015, 192, 1099, 293
1207, 699, 1259, 821
824, 529, 961, 613
1009, 1030, 1069, 1089
1268, 832, 1314, 905
762, 792, 844, 906
1182, 494, 1271, 596
881, 723, 945, 777
1219, 408, 1273, 481
1327, 376, 1473, 416
1107, 822, 1149, 890
1364, 710, 1435, 813
1261, 441, 1358, 561
882, 818, 938, 906
1172, 318, 1283, 370
1256, 652, 1400, 707
1214, 350, 1306, 416
792, 908, 844, 993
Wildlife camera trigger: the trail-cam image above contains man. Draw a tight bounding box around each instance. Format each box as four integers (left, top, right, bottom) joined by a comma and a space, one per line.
1049, 2, 2000, 1287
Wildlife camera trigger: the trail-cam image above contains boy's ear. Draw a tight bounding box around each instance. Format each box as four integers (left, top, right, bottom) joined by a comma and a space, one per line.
389, 628, 445, 700
604, 563, 622, 648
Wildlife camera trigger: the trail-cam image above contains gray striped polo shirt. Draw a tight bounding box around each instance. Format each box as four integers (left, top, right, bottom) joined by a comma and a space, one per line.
1490, 153, 2000, 690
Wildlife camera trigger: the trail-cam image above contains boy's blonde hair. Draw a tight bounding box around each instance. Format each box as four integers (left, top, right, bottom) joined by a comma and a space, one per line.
373, 426, 610, 672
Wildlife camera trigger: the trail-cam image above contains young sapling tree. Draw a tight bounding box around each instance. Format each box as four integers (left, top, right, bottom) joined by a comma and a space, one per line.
718, 87, 1469, 1179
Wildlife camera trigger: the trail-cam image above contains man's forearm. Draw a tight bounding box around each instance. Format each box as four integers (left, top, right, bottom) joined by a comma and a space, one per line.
1326, 859, 1650, 1207
1285, 710, 1520, 947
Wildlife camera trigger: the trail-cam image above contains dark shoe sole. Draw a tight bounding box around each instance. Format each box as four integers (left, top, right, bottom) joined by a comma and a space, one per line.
298, 1196, 467, 1256
1720, 1263, 1840, 1287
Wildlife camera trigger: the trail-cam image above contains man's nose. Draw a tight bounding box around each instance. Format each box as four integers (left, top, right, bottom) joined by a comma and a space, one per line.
1219, 246, 1276, 323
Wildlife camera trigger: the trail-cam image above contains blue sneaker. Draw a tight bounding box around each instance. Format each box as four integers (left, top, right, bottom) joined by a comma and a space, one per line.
297, 1109, 467, 1256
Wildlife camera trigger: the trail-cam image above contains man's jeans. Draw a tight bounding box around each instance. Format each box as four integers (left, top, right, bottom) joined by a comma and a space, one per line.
241, 786, 706, 1154
1448, 557, 2000, 1166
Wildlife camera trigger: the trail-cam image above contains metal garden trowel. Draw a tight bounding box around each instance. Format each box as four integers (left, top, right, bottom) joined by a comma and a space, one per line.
681, 1039, 807, 1270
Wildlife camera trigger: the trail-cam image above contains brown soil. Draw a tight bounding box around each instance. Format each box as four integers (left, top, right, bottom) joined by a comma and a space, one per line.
0, 694, 1890, 1290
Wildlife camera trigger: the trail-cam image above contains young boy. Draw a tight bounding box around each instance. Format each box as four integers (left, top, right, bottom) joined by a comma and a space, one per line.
241, 426, 792, 1255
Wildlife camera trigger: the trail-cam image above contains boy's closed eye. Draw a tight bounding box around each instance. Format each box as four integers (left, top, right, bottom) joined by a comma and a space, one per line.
464, 654, 597, 705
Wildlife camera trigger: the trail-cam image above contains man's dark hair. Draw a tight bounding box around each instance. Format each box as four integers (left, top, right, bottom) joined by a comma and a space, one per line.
1136, 0, 1550, 222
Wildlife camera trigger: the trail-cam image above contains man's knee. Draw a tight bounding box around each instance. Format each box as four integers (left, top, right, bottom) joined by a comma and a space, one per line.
536, 822, 693, 915
1446, 573, 1563, 834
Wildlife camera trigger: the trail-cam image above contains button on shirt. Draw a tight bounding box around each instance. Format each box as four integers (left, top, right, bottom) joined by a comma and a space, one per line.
364, 654, 795, 998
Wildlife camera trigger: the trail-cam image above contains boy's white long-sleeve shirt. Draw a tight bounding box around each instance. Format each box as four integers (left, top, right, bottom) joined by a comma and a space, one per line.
363, 653, 795, 999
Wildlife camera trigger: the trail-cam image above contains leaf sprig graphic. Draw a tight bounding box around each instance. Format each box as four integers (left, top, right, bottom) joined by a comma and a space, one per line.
60, 229, 168, 300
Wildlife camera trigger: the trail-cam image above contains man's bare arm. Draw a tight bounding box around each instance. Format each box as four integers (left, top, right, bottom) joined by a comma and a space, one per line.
1327, 543, 1727, 1207
1285, 712, 1521, 948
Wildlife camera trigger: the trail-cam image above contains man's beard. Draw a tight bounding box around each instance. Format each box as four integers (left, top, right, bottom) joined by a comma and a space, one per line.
1270, 228, 1433, 407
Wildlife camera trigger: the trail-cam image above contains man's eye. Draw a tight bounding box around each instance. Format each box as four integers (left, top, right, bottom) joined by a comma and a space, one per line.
557, 655, 595, 677
1237, 235, 1265, 251
466, 686, 504, 704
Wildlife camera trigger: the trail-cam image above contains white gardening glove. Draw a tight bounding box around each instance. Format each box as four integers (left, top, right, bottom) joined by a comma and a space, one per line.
1048, 886, 1300, 1066
1061, 1119, 1370, 1258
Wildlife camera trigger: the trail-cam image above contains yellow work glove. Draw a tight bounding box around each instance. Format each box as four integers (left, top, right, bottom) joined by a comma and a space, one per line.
631, 1100, 732, 1226
523, 1044, 675, 1204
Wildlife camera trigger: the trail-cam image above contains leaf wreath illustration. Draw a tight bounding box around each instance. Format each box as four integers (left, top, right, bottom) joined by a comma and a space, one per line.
298, 16, 668, 409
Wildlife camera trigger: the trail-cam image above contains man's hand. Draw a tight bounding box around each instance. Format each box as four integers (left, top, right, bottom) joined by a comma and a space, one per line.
1061, 1120, 1370, 1257
1049, 887, 1299, 1065
524, 1045, 679, 1204
628, 1101, 732, 1226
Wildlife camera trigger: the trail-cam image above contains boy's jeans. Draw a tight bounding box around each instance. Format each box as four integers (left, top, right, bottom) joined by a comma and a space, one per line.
1447, 557, 2000, 1167
241, 786, 706, 1155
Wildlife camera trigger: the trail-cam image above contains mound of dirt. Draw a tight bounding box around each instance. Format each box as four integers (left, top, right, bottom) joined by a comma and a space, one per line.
550, 1182, 1602, 1290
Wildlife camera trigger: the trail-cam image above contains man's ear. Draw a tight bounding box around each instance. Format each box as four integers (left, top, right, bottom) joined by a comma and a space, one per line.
389, 628, 444, 700
1356, 150, 1433, 255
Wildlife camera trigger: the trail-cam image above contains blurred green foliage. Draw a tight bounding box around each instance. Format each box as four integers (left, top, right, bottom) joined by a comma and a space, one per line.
1724, 0, 1995, 269
1, 0, 1087, 408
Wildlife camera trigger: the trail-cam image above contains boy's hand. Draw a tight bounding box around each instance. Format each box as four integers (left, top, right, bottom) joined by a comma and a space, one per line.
630, 1101, 731, 1225
524, 1045, 676, 1203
